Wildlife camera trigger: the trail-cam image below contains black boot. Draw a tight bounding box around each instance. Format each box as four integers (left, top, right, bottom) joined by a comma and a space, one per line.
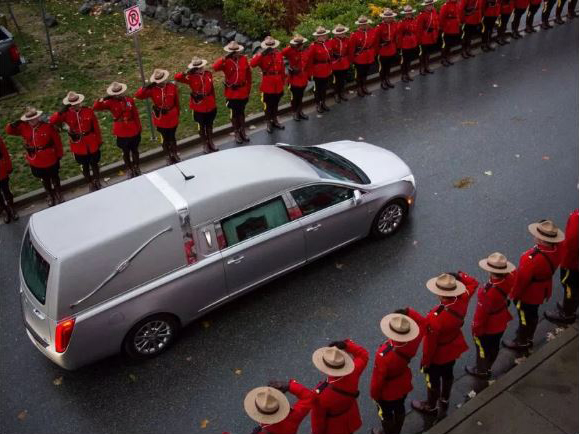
545, 307, 577, 324
239, 114, 250, 142
392, 410, 406, 434
411, 387, 439, 414
7, 197, 18, 221
298, 106, 309, 120
437, 376, 453, 420
419, 55, 427, 75
465, 350, 491, 379
502, 322, 530, 351
362, 77, 372, 95
272, 117, 285, 130
0, 198, 10, 224
425, 54, 434, 73
356, 77, 365, 97
53, 177, 64, 204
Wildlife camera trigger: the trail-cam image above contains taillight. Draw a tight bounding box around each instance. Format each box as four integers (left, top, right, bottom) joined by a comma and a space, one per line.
55, 318, 75, 353
8, 45, 20, 64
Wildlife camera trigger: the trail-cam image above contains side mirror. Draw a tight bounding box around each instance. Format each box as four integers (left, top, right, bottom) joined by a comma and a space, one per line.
353, 189, 362, 205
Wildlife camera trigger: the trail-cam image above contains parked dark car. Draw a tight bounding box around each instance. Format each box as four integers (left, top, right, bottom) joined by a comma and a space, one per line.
0, 25, 24, 80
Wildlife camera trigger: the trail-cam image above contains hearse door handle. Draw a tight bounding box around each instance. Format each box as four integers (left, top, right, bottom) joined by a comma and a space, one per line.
306, 223, 322, 232
32, 308, 45, 320
227, 255, 245, 265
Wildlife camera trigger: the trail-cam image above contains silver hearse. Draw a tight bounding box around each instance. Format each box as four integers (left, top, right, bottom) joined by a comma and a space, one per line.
20, 141, 416, 369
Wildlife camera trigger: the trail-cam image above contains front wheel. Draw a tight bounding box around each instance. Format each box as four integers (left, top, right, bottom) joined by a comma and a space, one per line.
371, 199, 408, 238
123, 314, 179, 360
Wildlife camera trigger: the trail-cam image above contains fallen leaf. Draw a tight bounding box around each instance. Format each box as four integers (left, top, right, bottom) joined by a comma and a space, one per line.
546, 332, 556, 341
515, 154, 520, 158
335, 263, 344, 270
53, 376, 63, 386
17, 410, 28, 421
186, 356, 192, 362
104, 177, 110, 182
456, 403, 463, 408
477, 421, 483, 426
542, 155, 550, 160
201, 321, 210, 329
484, 170, 493, 176
404, 86, 411, 90
514, 356, 527, 365
461, 120, 478, 126
467, 390, 477, 398
453, 177, 474, 189
117, 71, 123, 75
413, 240, 418, 246
488, 379, 496, 385
200, 419, 209, 429
357, 136, 364, 140
234, 369, 242, 375
118, 170, 125, 176
316, 114, 323, 118
249, 125, 256, 130
129, 374, 137, 382
492, 84, 499, 88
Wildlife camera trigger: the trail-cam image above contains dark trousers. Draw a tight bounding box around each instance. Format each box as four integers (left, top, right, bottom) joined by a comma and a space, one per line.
569, 0, 577, 13
527, 2, 541, 26
498, 12, 512, 36
290, 85, 305, 113
512, 7, 526, 32
0, 178, 14, 210
462, 23, 480, 49
263, 92, 283, 119
560, 268, 579, 316
333, 69, 348, 95
354, 63, 371, 81
474, 331, 504, 371
556, 0, 568, 16
482, 16, 498, 44
543, 0, 557, 21
376, 395, 407, 434
313, 77, 329, 103
401, 47, 419, 73
515, 301, 540, 344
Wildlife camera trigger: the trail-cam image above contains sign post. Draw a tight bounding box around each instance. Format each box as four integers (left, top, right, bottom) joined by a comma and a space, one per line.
124, 5, 155, 141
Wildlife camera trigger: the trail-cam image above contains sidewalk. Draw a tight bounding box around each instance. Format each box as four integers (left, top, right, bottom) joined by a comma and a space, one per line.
413, 322, 579, 434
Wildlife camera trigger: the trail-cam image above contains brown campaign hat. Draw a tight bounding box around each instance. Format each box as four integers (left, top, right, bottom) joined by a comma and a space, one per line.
243, 387, 290, 425
150, 68, 170, 84
261, 35, 280, 49
478, 252, 516, 274
106, 81, 128, 96
380, 8, 398, 18
20, 106, 43, 122
332, 24, 350, 35
62, 91, 85, 106
426, 273, 467, 297
380, 313, 420, 342
224, 40, 244, 53
528, 220, 565, 243
355, 15, 373, 25
290, 34, 308, 45
188, 56, 208, 69
312, 26, 330, 37
312, 346, 355, 377
401, 5, 417, 14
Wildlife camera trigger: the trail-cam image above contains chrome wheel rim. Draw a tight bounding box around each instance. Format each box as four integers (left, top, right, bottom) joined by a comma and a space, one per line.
377, 204, 404, 234
133, 320, 173, 355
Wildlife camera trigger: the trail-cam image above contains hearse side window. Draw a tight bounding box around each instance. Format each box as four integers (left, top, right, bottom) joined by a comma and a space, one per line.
20, 231, 50, 305
291, 184, 353, 216
221, 197, 290, 247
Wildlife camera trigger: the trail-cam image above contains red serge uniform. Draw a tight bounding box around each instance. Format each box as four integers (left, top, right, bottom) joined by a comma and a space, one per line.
511, 245, 561, 304
483, 0, 501, 16
460, 0, 483, 24
370, 309, 424, 402
348, 29, 376, 65
0, 136, 12, 181
500, 0, 514, 14
93, 97, 141, 138
311, 340, 369, 434
417, 9, 441, 45
308, 41, 333, 78
250, 50, 286, 94
49, 108, 102, 155
329, 37, 351, 71
513, 0, 530, 8
440, 1, 462, 34
212, 56, 252, 100
134, 83, 180, 129
472, 272, 516, 336
174, 71, 216, 113
375, 22, 399, 57
560, 210, 579, 272
397, 18, 419, 49
422, 272, 477, 367
255, 380, 314, 434
281, 46, 310, 88
5, 121, 63, 168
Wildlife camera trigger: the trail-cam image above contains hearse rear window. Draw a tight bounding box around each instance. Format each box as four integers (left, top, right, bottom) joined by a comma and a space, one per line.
20, 231, 50, 304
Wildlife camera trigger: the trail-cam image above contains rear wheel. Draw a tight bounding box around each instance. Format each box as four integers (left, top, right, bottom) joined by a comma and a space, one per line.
123, 314, 179, 360
371, 199, 408, 238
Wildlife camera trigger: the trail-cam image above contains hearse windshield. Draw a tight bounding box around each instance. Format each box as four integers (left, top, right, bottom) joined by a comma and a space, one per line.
20, 231, 50, 304
280, 146, 371, 185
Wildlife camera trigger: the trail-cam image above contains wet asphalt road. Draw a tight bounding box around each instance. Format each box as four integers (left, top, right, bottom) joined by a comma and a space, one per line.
1, 21, 578, 434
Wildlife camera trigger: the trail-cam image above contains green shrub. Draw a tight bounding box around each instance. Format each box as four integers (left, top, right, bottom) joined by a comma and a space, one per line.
183, 0, 223, 11
223, 0, 286, 39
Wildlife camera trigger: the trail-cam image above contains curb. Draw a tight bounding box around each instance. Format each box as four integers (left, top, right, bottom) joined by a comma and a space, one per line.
12, 18, 563, 208
425, 325, 578, 434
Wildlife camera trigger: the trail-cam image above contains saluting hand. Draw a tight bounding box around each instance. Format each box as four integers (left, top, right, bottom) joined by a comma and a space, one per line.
395, 308, 409, 316
267, 380, 289, 393
328, 340, 347, 350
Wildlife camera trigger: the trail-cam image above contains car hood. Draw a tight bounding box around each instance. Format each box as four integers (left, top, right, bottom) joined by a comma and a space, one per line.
316, 141, 412, 185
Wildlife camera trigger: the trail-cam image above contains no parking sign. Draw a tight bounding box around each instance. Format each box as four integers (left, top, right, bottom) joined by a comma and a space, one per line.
124, 5, 143, 35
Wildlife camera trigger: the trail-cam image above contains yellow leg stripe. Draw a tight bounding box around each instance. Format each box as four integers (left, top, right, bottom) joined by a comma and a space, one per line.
424, 372, 432, 389
566, 285, 572, 300
196, 122, 201, 131
562, 269, 571, 285
474, 337, 486, 359
517, 301, 527, 326
543, 2, 548, 12
442, 33, 446, 48
376, 402, 384, 421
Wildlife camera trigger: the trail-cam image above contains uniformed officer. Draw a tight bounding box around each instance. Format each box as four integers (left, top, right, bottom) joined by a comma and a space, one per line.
349, 16, 376, 97
375, 8, 399, 89
5, 107, 64, 206
460, 0, 483, 58
465, 253, 517, 378
281, 35, 310, 122
311, 339, 369, 434
440, 0, 463, 65
511, 0, 531, 38
251, 36, 286, 134
308, 26, 333, 113
330, 24, 351, 103
541, 0, 556, 28
175, 57, 218, 154
0, 136, 18, 223
396, 6, 420, 83
94, 82, 142, 178
135, 69, 181, 164
526, 0, 543, 32
417, 0, 440, 75
213, 41, 252, 144
481, 0, 501, 50
545, 210, 579, 323
411, 272, 477, 419
49, 91, 103, 191
243, 380, 314, 434
503, 220, 564, 351
496, 0, 514, 44
370, 310, 423, 434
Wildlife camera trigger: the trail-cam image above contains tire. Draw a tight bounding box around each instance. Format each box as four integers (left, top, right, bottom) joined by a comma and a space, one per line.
123, 313, 179, 360
371, 199, 408, 238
